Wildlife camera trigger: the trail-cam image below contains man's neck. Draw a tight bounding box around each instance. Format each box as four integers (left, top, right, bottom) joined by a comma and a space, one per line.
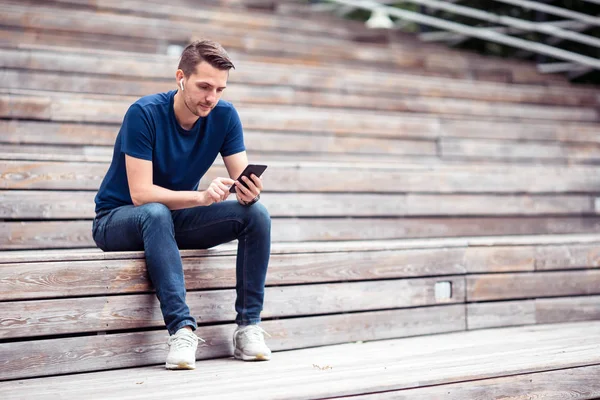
173, 91, 199, 131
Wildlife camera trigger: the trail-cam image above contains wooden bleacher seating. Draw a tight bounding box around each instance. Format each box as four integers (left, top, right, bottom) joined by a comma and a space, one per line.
1, 0, 600, 397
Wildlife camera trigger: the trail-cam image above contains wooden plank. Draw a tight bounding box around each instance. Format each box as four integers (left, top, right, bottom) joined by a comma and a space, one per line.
1, 191, 595, 219
342, 364, 600, 399
3, 90, 600, 141
0, 321, 598, 396
0, 248, 467, 300
4, 160, 600, 194
536, 296, 600, 324
464, 246, 536, 273
39, 0, 358, 38
441, 138, 600, 162
468, 296, 600, 330
0, 276, 465, 338
440, 118, 600, 143
535, 243, 600, 270
467, 300, 536, 330
0, 305, 466, 380
4, 217, 600, 250
2, 233, 600, 264
467, 270, 600, 301
3, 47, 597, 107
3, 70, 597, 121
0, 4, 414, 68
465, 243, 600, 273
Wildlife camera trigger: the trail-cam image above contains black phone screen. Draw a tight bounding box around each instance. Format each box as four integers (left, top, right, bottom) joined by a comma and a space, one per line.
229, 164, 268, 193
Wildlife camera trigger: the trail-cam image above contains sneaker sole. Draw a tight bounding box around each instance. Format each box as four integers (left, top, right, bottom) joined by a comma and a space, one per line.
165, 362, 196, 370
234, 349, 270, 361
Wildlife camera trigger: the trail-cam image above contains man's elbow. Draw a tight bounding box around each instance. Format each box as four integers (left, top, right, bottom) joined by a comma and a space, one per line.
130, 188, 150, 207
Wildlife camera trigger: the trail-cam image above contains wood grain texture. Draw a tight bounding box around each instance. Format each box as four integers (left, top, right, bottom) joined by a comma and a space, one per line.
467, 270, 600, 301
3, 90, 600, 143
0, 320, 598, 397
467, 300, 536, 330
2, 47, 597, 107
468, 296, 600, 330
0, 248, 467, 300
441, 138, 600, 162
3, 70, 597, 121
343, 364, 600, 399
1, 190, 595, 219
536, 296, 600, 324
4, 160, 600, 194
4, 217, 600, 250
0, 305, 466, 380
0, 277, 465, 338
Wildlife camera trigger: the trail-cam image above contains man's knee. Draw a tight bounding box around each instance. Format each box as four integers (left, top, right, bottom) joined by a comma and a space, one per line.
139, 202, 172, 224
245, 202, 271, 230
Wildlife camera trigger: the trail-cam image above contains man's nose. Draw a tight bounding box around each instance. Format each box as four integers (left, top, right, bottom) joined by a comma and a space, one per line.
206, 90, 217, 104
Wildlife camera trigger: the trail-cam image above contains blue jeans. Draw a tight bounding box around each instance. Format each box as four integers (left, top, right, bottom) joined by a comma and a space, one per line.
92, 201, 271, 335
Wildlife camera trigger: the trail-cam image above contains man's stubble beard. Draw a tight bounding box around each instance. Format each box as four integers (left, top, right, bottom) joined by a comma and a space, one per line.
183, 93, 212, 117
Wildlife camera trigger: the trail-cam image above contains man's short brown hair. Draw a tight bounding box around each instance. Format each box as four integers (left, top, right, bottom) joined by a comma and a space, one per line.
178, 39, 235, 76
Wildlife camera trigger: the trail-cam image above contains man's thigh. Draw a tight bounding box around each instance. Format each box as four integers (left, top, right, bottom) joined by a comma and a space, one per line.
171, 201, 248, 250
95, 204, 167, 251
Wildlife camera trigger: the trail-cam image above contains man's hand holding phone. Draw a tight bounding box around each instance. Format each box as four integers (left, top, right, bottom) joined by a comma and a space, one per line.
232, 164, 267, 206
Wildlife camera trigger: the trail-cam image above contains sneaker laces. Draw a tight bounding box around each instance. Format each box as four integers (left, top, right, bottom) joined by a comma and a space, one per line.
239, 325, 271, 343
168, 330, 204, 350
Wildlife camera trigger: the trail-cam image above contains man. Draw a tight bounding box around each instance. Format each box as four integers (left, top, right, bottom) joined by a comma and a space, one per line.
92, 39, 271, 370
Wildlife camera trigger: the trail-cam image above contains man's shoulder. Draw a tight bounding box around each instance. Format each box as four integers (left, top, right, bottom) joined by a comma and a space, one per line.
134, 91, 174, 111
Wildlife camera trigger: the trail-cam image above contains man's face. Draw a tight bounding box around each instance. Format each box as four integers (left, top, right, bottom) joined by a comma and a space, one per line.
181, 61, 229, 118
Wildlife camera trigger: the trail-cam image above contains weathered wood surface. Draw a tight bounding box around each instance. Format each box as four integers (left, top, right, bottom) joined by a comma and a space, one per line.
4, 217, 600, 249
467, 270, 600, 301
1, 190, 595, 219
2, 239, 600, 300
3, 91, 600, 140
0, 2, 564, 81
3, 113, 598, 147
468, 296, 600, 330
3, 160, 600, 193
0, 305, 466, 380
0, 248, 467, 300
2, 47, 597, 107
344, 364, 600, 399
0, 277, 465, 338
441, 138, 600, 162
464, 243, 600, 273
2, 70, 597, 121
0, 321, 598, 397
2, 233, 599, 263
32, 0, 360, 39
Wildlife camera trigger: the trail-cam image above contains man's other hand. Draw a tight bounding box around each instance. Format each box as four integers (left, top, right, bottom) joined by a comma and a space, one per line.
203, 177, 235, 205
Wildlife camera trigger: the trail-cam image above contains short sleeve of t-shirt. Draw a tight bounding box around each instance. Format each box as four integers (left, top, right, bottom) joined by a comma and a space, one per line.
220, 106, 245, 157
121, 104, 154, 161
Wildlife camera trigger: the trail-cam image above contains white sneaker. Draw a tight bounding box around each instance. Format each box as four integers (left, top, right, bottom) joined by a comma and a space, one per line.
233, 325, 272, 361
166, 328, 202, 370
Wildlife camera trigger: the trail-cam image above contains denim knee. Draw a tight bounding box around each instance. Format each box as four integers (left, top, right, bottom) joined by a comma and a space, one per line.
244, 202, 271, 231
139, 202, 171, 221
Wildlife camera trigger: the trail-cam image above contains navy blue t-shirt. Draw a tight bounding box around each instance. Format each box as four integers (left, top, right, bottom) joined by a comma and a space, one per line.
94, 90, 245, 213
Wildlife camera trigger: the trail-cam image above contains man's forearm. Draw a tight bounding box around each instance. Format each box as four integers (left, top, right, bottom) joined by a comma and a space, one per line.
132, 184, 209, 210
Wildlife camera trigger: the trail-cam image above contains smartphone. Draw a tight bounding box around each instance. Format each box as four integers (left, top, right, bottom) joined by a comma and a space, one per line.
229, 164, 268, 193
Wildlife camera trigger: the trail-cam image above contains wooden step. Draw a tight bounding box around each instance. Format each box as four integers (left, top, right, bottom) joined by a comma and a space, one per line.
3, 160, 599, 193
0, 321, 598, 395
2, 45, 598, 107
0, 190, 596, 219
2, 69, 597, 121
4, 217, 600, 250
2, 91, 599, 145
0, 3, 574, 83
